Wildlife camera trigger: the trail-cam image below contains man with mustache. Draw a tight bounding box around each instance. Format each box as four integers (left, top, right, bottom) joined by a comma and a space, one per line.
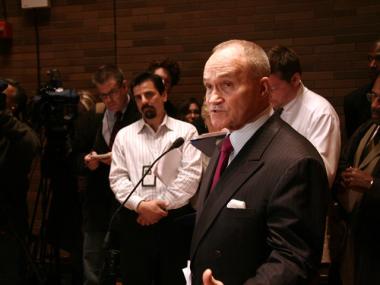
109, 72, 202, 285
333, 74, 380, 285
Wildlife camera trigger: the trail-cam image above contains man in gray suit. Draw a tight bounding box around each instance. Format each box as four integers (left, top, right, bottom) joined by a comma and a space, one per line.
190, 40, 328, 285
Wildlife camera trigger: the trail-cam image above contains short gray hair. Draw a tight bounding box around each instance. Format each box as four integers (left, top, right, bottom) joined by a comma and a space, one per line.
212, 39, 270, 79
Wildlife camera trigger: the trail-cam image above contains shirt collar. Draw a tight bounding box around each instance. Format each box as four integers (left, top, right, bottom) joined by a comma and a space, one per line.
137, 114, 173, 134
282, 82, 305, 113
229, 106, 272, 155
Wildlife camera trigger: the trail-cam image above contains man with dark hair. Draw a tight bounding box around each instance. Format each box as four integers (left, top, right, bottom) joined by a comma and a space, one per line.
344, 39, 380, 138
109, 72, 202, 285
268, 45, 341, 188
148, 58, 181, 91
148, 58, 181, 117
0, 85, 39, 284
83, 64, 140, 284
190, 40, 328, 285
333, 74, 380, 285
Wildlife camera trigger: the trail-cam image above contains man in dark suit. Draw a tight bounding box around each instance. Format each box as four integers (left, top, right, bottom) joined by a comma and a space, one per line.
344, 39, 380, 139
83, 65, 140, 284
190, 40, 328, 285
332, 74, 380, 285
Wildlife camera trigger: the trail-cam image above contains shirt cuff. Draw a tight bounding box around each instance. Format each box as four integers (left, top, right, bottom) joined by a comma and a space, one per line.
127, 195, 144, 212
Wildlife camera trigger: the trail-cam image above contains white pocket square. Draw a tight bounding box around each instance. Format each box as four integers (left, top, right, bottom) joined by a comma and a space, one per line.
226, 199, 246, 209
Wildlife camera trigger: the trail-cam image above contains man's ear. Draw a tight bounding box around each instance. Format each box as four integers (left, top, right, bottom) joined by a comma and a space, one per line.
122, 79, 128, 90
259, 77, 270, 97
290, 73, 301, 88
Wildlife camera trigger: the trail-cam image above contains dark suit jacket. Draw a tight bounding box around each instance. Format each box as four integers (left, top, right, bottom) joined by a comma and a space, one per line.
0, 111, 39, 235
190, 115, 328, 285
83, 100, 140, 232
344, 83, 373, 139
332, 120, 380, 285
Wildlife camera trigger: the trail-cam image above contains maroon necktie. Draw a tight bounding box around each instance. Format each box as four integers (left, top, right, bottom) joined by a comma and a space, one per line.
109, 111, 123, 148
210, 135, 233, 191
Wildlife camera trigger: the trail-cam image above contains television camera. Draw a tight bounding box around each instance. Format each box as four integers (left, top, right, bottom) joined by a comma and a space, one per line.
32, 69, 79, 174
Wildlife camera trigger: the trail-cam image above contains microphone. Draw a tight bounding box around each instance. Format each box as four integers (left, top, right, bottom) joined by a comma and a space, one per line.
168, 137, 184, 151
103, 137, 185, 249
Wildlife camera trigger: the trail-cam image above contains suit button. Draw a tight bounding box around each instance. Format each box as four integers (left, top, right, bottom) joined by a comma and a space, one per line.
215, 250, 222, 258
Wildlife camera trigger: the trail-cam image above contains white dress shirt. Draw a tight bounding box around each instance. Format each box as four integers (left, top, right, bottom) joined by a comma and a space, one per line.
280, 83, 341, 187
109, 115, 203, 211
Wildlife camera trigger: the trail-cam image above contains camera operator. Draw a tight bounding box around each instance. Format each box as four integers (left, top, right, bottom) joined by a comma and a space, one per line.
0, 80, 40, 284
47, 88, 102, 285
1, 78, 29, 122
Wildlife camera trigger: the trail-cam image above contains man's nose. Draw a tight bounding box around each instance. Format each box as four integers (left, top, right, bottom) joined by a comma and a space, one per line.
372, 97, 380, 108
207, 90, 222, 104
102, 95, 112, 103
141, 94, 149, 104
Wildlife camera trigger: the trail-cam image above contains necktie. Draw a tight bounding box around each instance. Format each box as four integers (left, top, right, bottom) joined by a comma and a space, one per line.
109, 111, 123, 148
210, 135, 233, 191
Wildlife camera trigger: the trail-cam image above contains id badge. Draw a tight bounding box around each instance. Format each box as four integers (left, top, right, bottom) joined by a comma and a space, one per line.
142, 165, 156, 187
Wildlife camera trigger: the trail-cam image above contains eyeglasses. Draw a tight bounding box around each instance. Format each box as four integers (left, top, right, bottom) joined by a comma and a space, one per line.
366, 91, 380, 102
99, 87, 121, 100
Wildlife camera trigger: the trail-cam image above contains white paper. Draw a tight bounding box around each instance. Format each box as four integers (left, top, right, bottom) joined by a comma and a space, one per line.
91, 152, 112, 160
182, 260, 192, 285
191, 131, 227, 157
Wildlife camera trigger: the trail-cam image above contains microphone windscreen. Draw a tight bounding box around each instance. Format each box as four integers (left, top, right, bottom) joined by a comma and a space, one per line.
171, 137, 185, 149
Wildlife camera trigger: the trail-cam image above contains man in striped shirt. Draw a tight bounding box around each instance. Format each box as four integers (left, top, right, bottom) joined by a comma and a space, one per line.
110, 71, 202, 285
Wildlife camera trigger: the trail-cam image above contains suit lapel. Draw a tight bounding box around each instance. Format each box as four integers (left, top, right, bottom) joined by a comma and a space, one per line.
191, 117, 281, 259
359, 143, 380, 169
195, 146, 220, 217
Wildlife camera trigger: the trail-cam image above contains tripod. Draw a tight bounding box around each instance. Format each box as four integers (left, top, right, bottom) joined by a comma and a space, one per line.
29, 133, 83, 285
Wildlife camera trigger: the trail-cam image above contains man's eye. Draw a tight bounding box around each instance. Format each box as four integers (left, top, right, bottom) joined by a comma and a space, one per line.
145, 92, 154, 99
223, 82, 233, 88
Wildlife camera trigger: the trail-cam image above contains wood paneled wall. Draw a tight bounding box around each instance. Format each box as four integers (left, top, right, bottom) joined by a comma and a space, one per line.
1, 0, 380, 132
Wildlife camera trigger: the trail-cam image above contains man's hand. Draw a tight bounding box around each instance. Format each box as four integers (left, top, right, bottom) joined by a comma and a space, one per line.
136, 200, 168, 226
341, 167, 373, 193
202, 269, 223, 285
84, 151, 100, 170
